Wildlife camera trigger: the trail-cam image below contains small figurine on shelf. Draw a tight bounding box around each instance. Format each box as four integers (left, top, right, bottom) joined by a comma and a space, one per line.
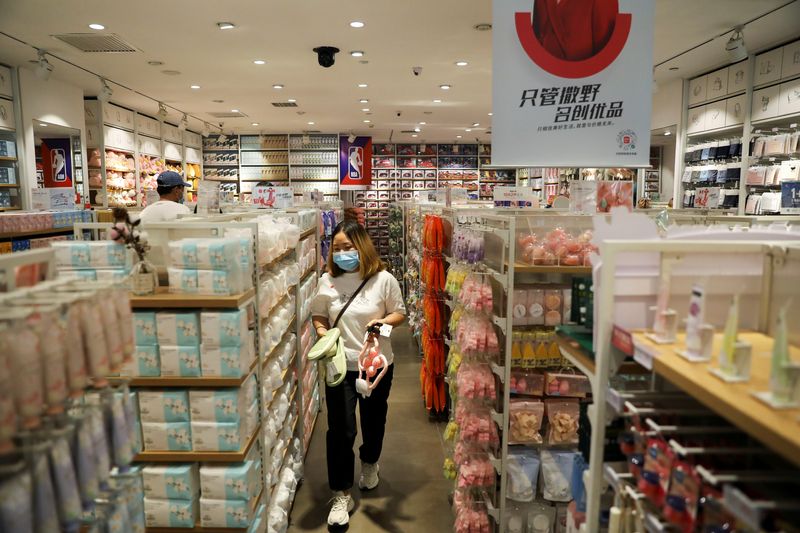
110, 207, 157, 295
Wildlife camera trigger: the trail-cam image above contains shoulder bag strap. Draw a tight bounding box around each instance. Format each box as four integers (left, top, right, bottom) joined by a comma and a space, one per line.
332, 275, 373, 328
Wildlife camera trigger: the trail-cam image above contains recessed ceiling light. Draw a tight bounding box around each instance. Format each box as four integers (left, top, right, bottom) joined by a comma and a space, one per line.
474, 23, 492, 31
231, 109, 239, 113
350, 51, 364, 57
147, 60, 164, 66
349, 21, 365, 28
433, 99, 442, 103
358, 83, 368, 88
411, 134, 418, 138
287, 98, 297, 103
664, 130, 672, 136
455, 61, 468, 67
465, 128, 472, 132
88, 23, 105, 30
217, 22, 236, 30
413, 127, 421, 132
359, 99, 369, 103
39, 123, 47, 127
439, 84, 452, 90
212, 99, 224, 103
190, 85, 200, 89
272, 84, 284, 89
161, 70, 181, 76
361, 108, 370, 112
472, 122, 480, 127
456, 135, 462, 138
488, 112, 493, 116
669, 66, 679, 71
251, 122, 259, 126
363, 119, 371, 123
254, 60, 266, 65
419, 122, 427, 125
307, 121, 315, 125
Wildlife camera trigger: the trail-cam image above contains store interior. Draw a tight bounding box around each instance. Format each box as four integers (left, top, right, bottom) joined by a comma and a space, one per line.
1, 1, 800, 532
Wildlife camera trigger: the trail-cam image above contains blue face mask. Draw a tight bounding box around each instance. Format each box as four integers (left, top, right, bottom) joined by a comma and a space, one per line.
333, 250, 360, 272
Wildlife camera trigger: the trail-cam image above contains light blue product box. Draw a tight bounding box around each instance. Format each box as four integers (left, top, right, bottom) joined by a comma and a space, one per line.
61, 269, 97, 281
138, 391, 190, 423
189, 389, 245, 423
197, 269, 241, 296
96, 269, 131, 283
141, 422, 192, 452
143, 497, 197, 528
190, 421, 244, 452
159, 345, 201, 377
132, 345, 160, 377
90, 242, 130, 268
142, 464, 199, 500
133, 312, 158, 345
200, 344, 249, 378
156, 312, 200, 346
169, 238, 239, 270
199, 496, 255, 528
52, 241, 91, 268
200, 310, 248, 347
167, 267, 199, 293
169, 239, 200, 268
199, 460, 257, 500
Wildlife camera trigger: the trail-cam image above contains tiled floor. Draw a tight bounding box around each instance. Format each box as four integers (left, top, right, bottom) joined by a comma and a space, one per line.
288, 327, 453, 532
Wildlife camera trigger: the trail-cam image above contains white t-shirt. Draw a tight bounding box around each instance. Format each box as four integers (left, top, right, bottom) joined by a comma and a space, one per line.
137, 200, 191, 224
311, 270, 406, 371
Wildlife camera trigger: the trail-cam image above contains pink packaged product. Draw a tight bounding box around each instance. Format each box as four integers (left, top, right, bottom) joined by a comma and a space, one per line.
455, 404, 499, 449
509, 399, 544, 445
544, 289, 563, 326
544, 372, 590, 398
509, 369, 545, 396
546, 399, 580, 445
456, 363, 496, 401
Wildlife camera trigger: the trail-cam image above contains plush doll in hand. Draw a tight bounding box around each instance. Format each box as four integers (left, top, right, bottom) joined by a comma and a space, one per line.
356, 330, 388, 397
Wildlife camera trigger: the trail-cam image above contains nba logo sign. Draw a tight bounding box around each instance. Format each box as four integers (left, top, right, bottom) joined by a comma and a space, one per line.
349, 146, 363, 179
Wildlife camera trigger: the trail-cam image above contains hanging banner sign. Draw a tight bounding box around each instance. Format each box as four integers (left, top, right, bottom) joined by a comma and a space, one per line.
41, 138, 73, 188
339, 136, 372, 190
492, 0, 655, 167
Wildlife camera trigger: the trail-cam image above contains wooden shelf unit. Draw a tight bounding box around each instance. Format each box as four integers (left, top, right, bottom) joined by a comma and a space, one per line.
129, 287, 255, 309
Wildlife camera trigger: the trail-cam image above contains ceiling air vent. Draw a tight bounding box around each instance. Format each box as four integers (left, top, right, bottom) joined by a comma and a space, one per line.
272, 102, 298, 108
303, 130, 322, 134
400, 130, 417, 134
208, 111, 248, 118
51, 33, 139, 53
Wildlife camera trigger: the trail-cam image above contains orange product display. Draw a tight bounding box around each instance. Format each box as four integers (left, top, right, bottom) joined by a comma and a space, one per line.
420, 214, 449, 414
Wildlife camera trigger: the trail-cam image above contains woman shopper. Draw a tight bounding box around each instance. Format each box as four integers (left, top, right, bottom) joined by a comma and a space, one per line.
311, 220, 406, 527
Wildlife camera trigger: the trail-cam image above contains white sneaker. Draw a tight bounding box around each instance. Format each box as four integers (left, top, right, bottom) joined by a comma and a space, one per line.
359, 462, 380, 490
327, 491, 354, 526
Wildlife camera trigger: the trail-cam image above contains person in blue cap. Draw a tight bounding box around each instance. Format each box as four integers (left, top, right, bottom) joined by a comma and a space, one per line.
138, 170, 192, 223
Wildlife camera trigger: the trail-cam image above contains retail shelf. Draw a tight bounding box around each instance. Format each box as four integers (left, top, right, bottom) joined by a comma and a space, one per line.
129, 287, 255, 309
0, 156, 18, 162
112, 359, 257, 388
266, 357, 296, 409
555, 330, 596, 377
144, 489, 263, 533
260, 247, 295, 274
686, 124, 744, 139
0, 227, 74, 239
300, 227, 316, 239
512, 262, 592, 275
240, 164, 289, 168
0, 183, 19, 188
134, 424, 260, 463
240, 148, 289, 152
632, 331, 800, 468
261, 290, 295, 323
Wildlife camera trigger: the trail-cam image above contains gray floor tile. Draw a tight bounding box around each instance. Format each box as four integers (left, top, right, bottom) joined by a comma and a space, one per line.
288, 327, 451, 533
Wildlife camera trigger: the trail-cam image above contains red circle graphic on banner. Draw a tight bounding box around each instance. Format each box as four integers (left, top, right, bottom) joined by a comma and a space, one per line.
515, 10, 632, 79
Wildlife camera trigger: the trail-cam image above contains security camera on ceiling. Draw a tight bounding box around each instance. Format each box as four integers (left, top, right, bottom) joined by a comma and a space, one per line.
412, 66, 422, 77
313, 46, 340, 68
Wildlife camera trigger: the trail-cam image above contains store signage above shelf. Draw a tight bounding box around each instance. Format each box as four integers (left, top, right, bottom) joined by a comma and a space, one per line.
492, 0, 654, 168
339, 135, 372, 190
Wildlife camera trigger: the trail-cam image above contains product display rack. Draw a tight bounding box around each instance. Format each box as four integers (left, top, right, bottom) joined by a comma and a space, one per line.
85, 99, 203, 208
0, 65, 20, 210
562, 237, 800, 532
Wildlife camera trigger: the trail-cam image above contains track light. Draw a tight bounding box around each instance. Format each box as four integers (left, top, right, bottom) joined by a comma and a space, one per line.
201, 122, 210, 138
347, 133, 356, 143
98, 78, 113, 102
178, 113, 188, 132
726, 27, 747, 63
157, 102, 168, 120
218, 133, 228, 143
35, 50, 53, 81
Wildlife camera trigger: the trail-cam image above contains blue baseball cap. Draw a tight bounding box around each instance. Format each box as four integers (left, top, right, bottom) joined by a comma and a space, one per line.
157, 171, 191, 187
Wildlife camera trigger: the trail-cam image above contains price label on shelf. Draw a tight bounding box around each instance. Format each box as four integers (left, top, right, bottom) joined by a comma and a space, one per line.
781, 181, 800, 214
632, 341, 657, 371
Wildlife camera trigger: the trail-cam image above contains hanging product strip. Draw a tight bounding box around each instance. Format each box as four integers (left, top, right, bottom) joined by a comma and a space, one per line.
0, 277, 144, 532
420, 213, 449, 416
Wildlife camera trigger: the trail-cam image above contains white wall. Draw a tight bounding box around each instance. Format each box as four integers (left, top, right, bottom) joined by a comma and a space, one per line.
16, 66, 86, 208
651, 78, 683, 131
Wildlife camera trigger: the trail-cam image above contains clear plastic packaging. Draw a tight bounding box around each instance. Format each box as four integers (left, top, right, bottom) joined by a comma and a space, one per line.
544, 372, 591, 398
509, 400, 544, 445
546, 399, 580, 445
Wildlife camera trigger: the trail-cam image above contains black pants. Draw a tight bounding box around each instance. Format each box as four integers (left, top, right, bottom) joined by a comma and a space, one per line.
326, 364, 394, 492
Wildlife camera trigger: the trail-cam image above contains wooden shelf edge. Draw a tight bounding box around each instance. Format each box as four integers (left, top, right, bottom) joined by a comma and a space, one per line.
0, 227, 74, 239
134, 424, 260, 463
512, 262, 592, 275
555, 331, 596, 376
129, 287, 255, 309
114, 359, 257, 388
